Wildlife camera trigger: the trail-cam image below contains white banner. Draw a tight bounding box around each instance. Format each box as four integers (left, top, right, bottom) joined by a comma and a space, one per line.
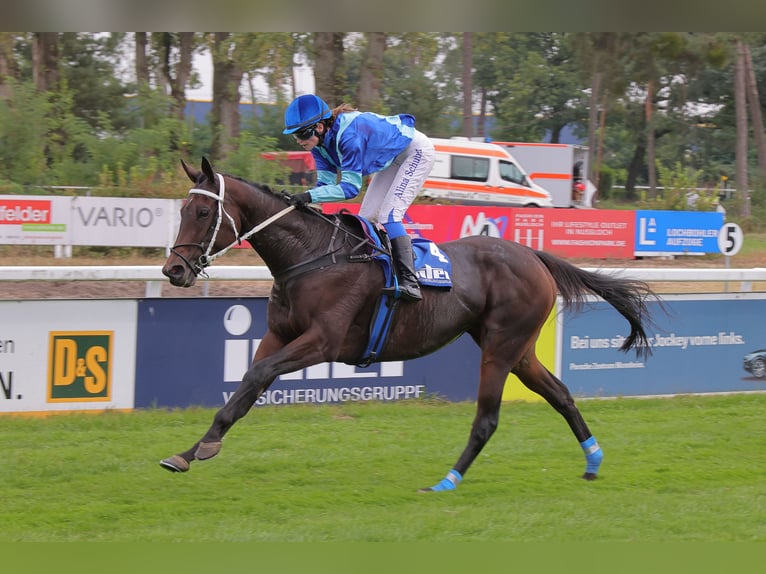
0, 300, 137, 413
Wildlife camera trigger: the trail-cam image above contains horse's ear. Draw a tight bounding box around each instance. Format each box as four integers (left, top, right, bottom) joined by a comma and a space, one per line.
180, 158, 200, 183
201, 156, 216, 184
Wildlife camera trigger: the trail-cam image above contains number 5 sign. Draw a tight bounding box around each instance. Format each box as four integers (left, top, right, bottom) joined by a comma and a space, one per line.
717, 222, 744, 256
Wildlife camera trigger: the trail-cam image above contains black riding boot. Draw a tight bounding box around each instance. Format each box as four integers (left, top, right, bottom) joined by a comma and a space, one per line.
389, 235, 422, 302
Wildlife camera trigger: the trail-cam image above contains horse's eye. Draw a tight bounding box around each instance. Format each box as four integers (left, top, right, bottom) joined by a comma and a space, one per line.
199, 207, 210, 218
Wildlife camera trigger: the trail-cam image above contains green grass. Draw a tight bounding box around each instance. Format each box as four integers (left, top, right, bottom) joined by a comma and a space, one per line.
2, 394, 765, 542
741, 232, 766, 258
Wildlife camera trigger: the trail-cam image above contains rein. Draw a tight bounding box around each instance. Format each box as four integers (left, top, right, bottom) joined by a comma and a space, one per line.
172, 171, 388, 281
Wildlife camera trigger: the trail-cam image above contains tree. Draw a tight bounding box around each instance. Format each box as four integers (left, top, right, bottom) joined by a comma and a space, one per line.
0, 33, 18, 101
381, 34, 451, 136
312, 33, 346, 105
735, 38, 750, 217
32, 32, 59, 93
570, 33, 626, 186
484, 34, 584, 143
155, 32, 195, 120
461, 32, 473, 138
356, 33, 386, 110
135, 32, 149, 89
741, 38, 766, 179
210, 32, 243, 161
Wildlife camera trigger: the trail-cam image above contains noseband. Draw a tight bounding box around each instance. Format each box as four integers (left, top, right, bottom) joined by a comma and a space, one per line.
171, 172, 295, 277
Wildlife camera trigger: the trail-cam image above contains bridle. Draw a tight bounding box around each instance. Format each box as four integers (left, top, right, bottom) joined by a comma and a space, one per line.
170, 172, 295, 277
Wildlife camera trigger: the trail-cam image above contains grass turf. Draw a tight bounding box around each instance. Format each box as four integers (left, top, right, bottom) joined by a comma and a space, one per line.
1, 394, 764, 542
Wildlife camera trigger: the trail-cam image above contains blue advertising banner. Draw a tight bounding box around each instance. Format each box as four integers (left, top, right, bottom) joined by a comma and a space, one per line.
634, 210, 724, 255
560, 295, 766, 397
135, 298, 480, 409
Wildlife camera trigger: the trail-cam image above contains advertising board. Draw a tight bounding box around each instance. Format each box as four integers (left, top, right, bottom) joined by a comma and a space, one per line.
634, 210, 724, 256
0, 195, 70, 245
0, 300, 137, 413
70, 196, 177, 247
559, 294, 766, 397
513, 208, 634, 258
134, 298, 481, 409
324, 203, 634, 258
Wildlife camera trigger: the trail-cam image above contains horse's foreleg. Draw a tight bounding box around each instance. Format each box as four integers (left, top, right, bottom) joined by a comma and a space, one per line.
160, 330, 288, 473
419, 357, 508, 493
513, 355, 603, 480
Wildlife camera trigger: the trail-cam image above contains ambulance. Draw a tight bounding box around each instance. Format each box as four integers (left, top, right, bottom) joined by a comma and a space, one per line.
420, 138, 554, 208
492, 141, 595, 208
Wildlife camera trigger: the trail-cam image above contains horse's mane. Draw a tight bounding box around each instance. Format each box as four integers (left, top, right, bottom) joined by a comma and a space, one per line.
222, 171, 363, 235
224, 173, 279, 198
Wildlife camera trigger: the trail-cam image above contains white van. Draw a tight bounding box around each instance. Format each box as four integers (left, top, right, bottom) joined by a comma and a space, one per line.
420, 138, 554, 208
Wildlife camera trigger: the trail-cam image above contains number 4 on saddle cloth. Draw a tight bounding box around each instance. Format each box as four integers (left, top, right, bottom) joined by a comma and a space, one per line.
353, 214, 453, 367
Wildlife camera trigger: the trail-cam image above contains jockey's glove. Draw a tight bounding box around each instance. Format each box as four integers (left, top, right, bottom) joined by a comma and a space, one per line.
283, 191, 313, 207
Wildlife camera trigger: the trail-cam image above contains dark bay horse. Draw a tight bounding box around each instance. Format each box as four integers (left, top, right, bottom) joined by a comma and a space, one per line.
160, 157, 656, 492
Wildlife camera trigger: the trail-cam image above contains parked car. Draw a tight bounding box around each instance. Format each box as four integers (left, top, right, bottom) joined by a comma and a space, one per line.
743, 349, 766, 379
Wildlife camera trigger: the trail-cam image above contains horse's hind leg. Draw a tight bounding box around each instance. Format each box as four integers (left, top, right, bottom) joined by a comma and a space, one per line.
512, 354, 603, 480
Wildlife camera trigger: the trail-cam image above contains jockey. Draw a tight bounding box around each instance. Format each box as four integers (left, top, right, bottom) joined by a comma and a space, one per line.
282, 93, 435, 302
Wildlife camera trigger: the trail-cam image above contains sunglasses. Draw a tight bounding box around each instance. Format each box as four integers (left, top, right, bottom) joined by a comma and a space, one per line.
293, 125, 317, 141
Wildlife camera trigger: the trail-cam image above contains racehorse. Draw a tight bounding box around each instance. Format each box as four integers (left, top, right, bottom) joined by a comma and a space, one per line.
160, 157, 657, 492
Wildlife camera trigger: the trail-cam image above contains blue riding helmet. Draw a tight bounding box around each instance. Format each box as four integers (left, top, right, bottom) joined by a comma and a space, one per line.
283, 94, 332, 134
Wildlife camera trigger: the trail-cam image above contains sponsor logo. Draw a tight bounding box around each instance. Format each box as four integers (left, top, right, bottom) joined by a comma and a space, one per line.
0, 199, 52, 225
638, 217, 657, 246
48, 331, 113, 402
75, 206, 159, 228
460, 212, 508, 238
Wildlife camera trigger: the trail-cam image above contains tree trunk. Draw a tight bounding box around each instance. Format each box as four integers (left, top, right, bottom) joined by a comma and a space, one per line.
586, 68, 602, 183
135, 32, 149, 88
735, 39, 750, 217
742, 40, 766, 178
313, 33, 345, 106
461, 32, 473, 138
477, 88, 487, 139
0, 32, 17, 101
158, 32, 193, 120
356, 33, 386, 110
625, 142, 646, 201
645, 79, 657, 194
32, 32, 59, 92
211, 32, 242, 161
593, 89, 608, 200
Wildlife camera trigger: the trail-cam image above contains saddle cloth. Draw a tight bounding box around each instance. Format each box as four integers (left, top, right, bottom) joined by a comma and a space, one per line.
353, 215, 453, 289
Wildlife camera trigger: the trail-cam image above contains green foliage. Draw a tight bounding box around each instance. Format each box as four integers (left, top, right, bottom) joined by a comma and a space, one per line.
0, 81, 51, 185
2, 32, 766, 203
597, 165, 616, 199
217, 129, 290, 187
642, 161, 721, 211
381, 37, 454, 137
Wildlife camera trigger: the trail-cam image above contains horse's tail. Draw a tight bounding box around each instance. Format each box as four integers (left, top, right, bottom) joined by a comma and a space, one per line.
534, 250, 657, 359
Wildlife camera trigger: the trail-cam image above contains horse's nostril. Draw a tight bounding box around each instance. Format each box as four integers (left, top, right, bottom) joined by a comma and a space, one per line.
162, 265, 181, 279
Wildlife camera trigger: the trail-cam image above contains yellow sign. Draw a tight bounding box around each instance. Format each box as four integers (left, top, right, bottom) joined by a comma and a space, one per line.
48, 331, 113, 402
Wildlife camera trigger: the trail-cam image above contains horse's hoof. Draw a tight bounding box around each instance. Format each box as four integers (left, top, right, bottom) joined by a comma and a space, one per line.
160, 455, 190, 473
582, 472, 598, 481
195, 441, 222, 461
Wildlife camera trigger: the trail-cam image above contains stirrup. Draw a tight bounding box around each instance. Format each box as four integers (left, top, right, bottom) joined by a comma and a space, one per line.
381, 284, 421, 301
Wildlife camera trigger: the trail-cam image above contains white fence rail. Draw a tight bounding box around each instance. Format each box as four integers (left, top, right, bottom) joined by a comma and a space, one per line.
2, 266, 766, 297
